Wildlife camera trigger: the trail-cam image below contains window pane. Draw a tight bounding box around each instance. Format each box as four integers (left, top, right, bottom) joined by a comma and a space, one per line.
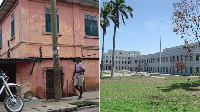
92, 20, 98, 36
46, 14, 51, 32
11, 20, 15, 37
57, 15, 59, 33
0, 31, 2, 47
45, 8, 59, 33
85, 19, 91, 35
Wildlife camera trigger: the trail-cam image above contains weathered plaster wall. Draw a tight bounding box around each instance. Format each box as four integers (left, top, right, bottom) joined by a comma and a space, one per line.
23, 0, 99, 58
0, 0, 99, 58
0, 0, 99, 99
0, 1, 20, 58
16, 59, 99, 98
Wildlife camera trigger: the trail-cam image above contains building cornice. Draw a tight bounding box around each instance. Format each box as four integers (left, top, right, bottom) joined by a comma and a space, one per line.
61, 0, 99, 8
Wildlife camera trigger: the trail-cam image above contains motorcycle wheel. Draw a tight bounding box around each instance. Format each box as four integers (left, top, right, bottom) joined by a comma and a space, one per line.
4, 95, 24, 112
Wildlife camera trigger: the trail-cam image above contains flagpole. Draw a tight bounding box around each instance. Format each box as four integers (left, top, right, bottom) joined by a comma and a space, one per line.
160, 19, 162, 74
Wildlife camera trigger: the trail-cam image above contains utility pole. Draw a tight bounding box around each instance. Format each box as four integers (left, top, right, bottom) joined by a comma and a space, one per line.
50, 0, 62, 101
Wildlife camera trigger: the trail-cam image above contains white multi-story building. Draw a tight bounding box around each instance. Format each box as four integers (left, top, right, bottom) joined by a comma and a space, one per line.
102, 42, 200, 76
103, 50, 140, 70
130, 42, 200, 76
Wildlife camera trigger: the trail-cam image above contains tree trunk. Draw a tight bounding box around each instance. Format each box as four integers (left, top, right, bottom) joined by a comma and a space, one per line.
111, 24, 117, 78
50, 0, 62, 101
100, 31, 105, 78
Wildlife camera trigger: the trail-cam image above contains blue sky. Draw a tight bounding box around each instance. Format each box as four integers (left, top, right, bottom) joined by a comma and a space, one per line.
100, 0, 186, 55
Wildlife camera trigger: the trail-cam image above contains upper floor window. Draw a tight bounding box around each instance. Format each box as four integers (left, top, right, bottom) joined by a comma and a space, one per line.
181, 55, 183, 61
11, 13, 15, 38
196, 54, 200, 61
189, 54, 193, 61
84, 14, 98, 36
0, 29, 2, 47
185, 55, 188, 61
177, 56, 179, 61
135, 60, 137, 63
45, 7, 59, 33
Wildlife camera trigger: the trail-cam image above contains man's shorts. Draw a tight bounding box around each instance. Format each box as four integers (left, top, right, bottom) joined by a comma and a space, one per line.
74, 75, 84, 86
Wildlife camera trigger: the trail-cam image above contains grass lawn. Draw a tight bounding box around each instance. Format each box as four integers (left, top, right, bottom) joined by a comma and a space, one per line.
100, 75, 200, 112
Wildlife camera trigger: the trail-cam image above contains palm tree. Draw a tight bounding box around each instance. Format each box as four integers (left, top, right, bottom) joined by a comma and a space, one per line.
109, 0, 133, 77
100, 2, 110, 78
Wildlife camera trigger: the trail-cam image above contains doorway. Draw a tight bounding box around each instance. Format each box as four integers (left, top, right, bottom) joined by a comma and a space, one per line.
46, 70, 64, 99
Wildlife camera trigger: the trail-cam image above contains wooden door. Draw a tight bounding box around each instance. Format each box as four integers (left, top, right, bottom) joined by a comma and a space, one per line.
46, 70, 63, 99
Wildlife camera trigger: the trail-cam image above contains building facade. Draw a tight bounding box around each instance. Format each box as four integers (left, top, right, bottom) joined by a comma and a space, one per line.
103, 50, 140, 70
0, 0, 99, 100
130, 42, 200, 76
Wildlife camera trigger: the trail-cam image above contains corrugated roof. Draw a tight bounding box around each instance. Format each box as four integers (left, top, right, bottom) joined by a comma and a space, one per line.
0, 57, 41, 63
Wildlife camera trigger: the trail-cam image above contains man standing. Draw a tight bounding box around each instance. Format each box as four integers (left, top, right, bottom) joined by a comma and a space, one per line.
72, 57, 85, 100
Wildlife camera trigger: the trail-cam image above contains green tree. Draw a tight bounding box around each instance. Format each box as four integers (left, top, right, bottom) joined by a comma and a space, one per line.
100, 2, 110, 78
109, 0, 133, 77
172, 0, 200, 52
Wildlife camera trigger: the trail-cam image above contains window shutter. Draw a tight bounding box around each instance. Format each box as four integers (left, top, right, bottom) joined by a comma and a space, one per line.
45, 14, 51, 32
85, 19, 91, 36
84, 14, 98, 36
92, 21, 98, 36
0, 29, 2, 47
11, 14, 15, 38
45, 7, 59, 33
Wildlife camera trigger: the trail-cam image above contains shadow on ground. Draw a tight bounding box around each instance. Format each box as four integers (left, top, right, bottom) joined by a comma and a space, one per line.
159, 80, 200, 92
100, 76, 112, 79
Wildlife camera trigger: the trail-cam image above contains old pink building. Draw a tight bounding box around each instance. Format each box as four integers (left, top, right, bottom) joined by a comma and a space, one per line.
0, 0, 99, 99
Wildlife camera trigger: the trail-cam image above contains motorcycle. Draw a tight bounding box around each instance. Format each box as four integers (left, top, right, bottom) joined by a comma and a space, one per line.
0, 69, 23, 112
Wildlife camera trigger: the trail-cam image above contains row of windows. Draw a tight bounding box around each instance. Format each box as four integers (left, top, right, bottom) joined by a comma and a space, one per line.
105, 60, 131, 64
166, 44, 200, 52
115, 66, 129, 70
135, 54, 200, 64
104, 56, 131, 60
0, 7, 98, 48
104, 66, 129, 70
145, 67, 199, 74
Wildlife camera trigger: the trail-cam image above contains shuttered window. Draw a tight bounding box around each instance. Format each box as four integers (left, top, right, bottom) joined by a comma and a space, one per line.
0, 29, 2, 47
45, 7, 59, 33
11, 14, 15, 38
84, 14, 98, 36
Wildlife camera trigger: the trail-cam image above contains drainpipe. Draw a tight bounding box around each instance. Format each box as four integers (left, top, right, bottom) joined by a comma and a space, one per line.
7, 40, 10, 58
